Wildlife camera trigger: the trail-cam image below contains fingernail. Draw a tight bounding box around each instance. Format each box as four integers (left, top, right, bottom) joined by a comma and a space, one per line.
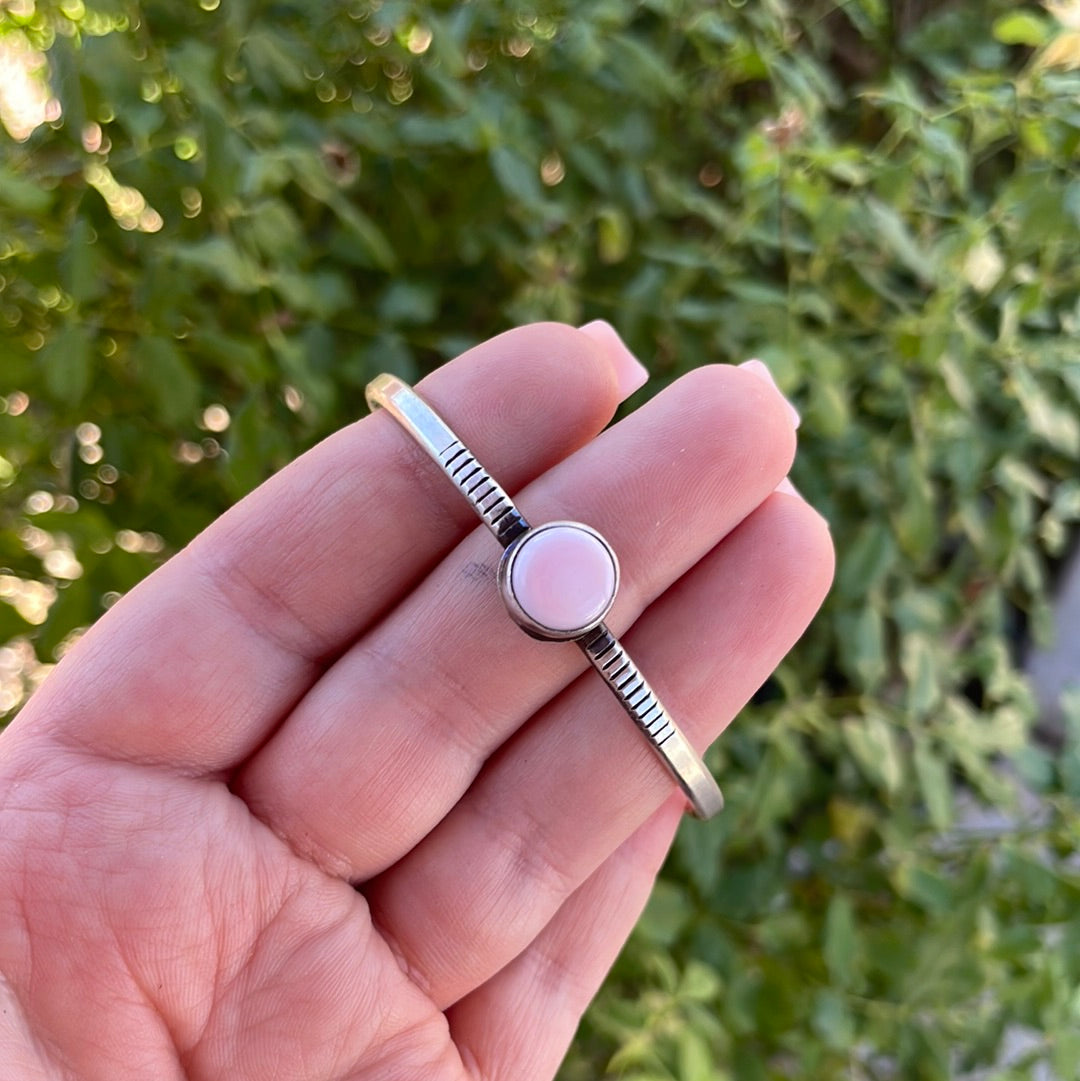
775, 476, 802, 498
739, 359, 801, 428
578, 320, 649, 401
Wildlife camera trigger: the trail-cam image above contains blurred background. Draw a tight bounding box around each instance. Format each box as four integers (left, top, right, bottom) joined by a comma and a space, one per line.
2, 1, 1080, 1078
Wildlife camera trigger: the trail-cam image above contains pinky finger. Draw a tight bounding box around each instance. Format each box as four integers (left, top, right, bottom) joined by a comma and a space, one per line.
448, 793, 685, 1081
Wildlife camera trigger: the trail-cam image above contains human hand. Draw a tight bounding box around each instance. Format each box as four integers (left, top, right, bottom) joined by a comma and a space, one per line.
0, 323, 833, 1080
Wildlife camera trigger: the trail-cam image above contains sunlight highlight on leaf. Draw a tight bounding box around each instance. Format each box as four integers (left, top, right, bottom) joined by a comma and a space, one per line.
0, 29, 60, 140
83, 163, 164, 233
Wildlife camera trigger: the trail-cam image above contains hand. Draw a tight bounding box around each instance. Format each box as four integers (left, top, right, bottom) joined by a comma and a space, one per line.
0, 323, 833, 1081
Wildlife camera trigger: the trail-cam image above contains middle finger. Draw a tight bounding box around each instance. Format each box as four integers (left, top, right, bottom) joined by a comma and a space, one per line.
234, 364, 796, 878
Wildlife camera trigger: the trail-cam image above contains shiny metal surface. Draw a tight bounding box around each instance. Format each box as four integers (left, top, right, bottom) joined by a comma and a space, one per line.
366, 374, 529, 546
578, 625, 724, 819
366, 373, 724, 819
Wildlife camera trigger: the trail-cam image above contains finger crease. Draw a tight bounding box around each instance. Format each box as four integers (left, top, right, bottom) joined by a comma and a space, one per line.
190, 544, 340, 666
471, 783, 581, 919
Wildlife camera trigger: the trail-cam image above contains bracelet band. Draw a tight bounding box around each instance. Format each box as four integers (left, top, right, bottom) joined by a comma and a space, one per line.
366, 373, 724, 820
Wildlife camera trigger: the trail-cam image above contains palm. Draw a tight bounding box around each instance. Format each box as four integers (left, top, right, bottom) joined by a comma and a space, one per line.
5, 762, 451, 1078
0, 325, 832, 1080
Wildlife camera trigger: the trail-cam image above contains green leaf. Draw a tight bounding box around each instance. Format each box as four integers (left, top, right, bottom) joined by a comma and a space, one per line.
1010, 366, 1080, 456
43, 322, 92, 406
168, 237, 262, 293
837, 603, 887, 691
47, 33, 87, 146
866, 198, 938, 284
134, 338, 199, 426
893, 863, 952, 915
678, 961, 721, 1002
637, 879, 693, 947
806, 378, 851, 438
900, 633, 941, 718
823, 894, 859, 989
225, 394, 278, 497
241, 28, 309, 93
811, 990, 854, 1051
608, 34, 682, 99
489, 145, 545, 208
325, 196, 399, 272
675, 1027, 714, 1081
61, 217, 105, 306
0, 168, 54, 215
244, 199, 304, 262
597, 206, 632, 264
894, 471, 935, 562
992, 12, 1051, 46
914, 738, 954, 829
379, 281, 439, 325
843, 712, 904, 795
167, 39, 225, 109
836, 519, 896, 599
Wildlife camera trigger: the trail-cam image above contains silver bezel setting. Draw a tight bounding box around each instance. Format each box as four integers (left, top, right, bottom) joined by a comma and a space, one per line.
497, 521, 620, 642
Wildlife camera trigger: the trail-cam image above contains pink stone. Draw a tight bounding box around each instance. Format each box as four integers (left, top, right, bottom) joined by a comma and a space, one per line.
508, 524, 617, 635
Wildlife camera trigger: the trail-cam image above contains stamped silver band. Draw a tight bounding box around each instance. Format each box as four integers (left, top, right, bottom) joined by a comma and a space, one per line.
366, 373, 724, 820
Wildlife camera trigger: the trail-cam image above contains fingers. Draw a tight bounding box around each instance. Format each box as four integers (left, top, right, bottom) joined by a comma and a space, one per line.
739, 359, 802, 497
363, 494, 834, 1008
19, 325, 629, 772
739, 359, 800, 428
234, 364, 797, 879
449, 794, 684, 1081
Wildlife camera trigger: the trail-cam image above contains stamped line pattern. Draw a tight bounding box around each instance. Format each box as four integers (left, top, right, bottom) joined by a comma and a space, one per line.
439, 439, 529, 547
579, 626, 677, 747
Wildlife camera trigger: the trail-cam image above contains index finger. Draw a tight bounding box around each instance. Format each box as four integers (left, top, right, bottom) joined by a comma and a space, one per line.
16, 324, 636, 773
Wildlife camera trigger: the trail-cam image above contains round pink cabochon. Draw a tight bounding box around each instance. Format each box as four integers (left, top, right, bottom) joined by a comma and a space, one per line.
509, 525, 617, 633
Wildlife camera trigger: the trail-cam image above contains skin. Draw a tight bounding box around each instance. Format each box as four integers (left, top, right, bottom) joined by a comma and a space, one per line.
0, 323, 834, 1080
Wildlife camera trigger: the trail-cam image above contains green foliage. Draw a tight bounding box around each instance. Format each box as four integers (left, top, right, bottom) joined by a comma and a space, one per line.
2, 0, 1080, 1076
